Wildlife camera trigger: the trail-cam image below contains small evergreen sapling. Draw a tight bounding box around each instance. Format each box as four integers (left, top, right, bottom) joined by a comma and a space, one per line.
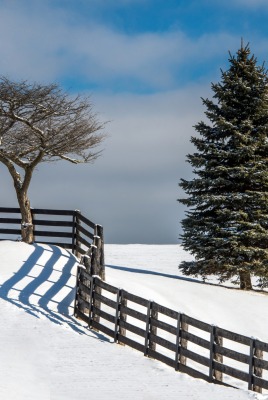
178, 44, 268, 290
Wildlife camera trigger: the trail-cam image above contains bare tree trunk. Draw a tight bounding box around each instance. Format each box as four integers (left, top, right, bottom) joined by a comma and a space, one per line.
17, 190, 34, 244
239, 271, 252, 290
1, 154, 37, 244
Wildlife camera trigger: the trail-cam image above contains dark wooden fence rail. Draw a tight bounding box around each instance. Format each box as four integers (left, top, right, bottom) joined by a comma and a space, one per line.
0, 207, 104, 266
2, 206, 267, 393
74, 267, 268, 394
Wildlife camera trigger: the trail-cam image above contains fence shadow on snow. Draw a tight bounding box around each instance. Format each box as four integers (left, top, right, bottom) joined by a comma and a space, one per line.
0, 206, 107, 342
1, 206, 268, 394
74, 266, 268, 394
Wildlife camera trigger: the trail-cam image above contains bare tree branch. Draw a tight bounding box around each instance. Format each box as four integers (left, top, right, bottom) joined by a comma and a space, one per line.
0, 76, 107, 243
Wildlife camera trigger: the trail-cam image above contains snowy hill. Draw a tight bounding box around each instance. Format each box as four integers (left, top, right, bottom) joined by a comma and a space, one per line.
0, 240, 267, 400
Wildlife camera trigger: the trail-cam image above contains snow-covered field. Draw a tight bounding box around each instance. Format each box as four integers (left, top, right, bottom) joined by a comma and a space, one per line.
0, 240, 267, 400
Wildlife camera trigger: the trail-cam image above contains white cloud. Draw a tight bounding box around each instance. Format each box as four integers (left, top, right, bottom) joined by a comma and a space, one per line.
0, 84, 210, 243
12, 85, 213, 241
0, 0, 243, 91
0, 0, 267, 243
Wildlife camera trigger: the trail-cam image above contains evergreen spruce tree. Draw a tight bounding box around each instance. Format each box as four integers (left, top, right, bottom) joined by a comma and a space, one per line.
179, 44, 268, 290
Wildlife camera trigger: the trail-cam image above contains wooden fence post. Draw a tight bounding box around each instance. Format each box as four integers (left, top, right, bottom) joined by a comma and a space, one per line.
91, 274, 101, 330
209, 325, 215, 381
91, 243, 99, 276
71, 211, 76, 254
149, 302, 158, 353
175, 313, 181, 370
253, 342, 263, 393
82, 250, 92, 274
31, 208, 35, 243
74, 210, 81, 259
144, 300, 152, 356
92, 235, 103, 278
73, 264, 81, 317
248, 338, 255, 391
114, 288, 121, 342
180, 314, 188, 366
118, 290, 127, 345
96, 224, 105, 281
88, 276, 95, 328
214, 333, 223, 382
209, 325, 223, 382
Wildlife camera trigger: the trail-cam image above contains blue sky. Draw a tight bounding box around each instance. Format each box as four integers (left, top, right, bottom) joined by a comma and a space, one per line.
1, 0, 268, 243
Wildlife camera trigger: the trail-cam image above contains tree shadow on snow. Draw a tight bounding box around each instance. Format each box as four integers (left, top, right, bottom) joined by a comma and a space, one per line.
106, 264, 202, 284
0, 243, 109, 342
105, 264, 250, 292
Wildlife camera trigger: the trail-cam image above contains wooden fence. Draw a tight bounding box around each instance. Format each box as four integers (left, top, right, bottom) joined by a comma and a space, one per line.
74, 267, 268, 394
2, 206, 267, 393
0, 207, 104, 265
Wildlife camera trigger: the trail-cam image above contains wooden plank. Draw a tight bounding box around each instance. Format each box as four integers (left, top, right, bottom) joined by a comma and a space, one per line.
34, 219, 74, 227
255, 339, 268, 353
94, 292, 118, 309
74, 308, 90, 324
254, 357, 268, 370
91, 320, 114, 338
75, 234, 92, 249
123, 291, 149, 307
152, 302, 179, 320
181, 331, 210, 350
149, 333, 176, 352
0, 218, 21, 224
78, 281, 92, 296
92, 306, 116, 324
183, 314, 211, 333
32, 208, 75, 216
119, 320, 146, 338
76, 213, 96, 229
75, 224, 94, 240
214, 344, 249, 364
0, 228, 21, 235
0, 207, 20, 213
150, 317, 177, 335
117, 334, 144, 353
34, 230, 73, 238
252, 376, 268, 391
77, 293, 90, 309
77, 289, 90, 304
80, 268, 93, 282
179, 364, 210, 382
213, 361, 249, 382
120, 305, 147, 323
180, 347, 210, 368
95, 278, 119, 294
147, 348, 176, 368
74, 244, 86, 255
215, 327, 250, 345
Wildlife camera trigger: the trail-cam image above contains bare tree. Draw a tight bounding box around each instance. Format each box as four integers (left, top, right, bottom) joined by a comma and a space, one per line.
0, 77, 106, 243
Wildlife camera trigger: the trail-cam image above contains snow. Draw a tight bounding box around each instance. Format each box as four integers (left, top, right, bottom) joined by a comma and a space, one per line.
0, 240, 267, 400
